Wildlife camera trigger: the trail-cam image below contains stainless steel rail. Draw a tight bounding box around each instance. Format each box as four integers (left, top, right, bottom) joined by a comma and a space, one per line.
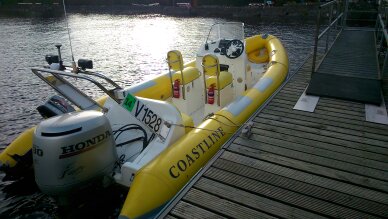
375, 13, 388, 79
32, 67, 123, 111
312, 0, 344, 73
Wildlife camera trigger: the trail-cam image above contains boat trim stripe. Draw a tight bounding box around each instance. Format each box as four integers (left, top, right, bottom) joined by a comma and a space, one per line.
224, 96, 253, 116
254, 77, 273, 92
127, 80, 157, 94
41, 127, 82, 137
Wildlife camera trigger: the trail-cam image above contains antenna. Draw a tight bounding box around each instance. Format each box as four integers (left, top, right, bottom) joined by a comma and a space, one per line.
62, 0, 77, 72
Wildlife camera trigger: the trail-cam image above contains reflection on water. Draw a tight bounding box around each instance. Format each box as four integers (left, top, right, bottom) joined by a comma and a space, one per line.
0, 14, 314, 218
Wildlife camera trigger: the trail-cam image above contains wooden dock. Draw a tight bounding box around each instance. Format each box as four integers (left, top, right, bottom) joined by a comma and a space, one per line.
158, 28, 388, 218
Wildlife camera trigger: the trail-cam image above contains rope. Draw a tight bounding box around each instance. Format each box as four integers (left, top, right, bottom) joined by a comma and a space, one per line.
164, 112, 252, 134
214, 113, 240, 126
165, 122, 236, 134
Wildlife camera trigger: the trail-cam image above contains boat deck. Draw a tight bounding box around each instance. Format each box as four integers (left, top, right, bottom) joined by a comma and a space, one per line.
158, 29, 388, 218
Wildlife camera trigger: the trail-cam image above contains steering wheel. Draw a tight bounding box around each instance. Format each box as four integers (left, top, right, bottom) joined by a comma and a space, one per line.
225, 39, 244, 59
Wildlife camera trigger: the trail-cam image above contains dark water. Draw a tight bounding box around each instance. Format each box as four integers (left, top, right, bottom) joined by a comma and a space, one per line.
0, 14, 314, 218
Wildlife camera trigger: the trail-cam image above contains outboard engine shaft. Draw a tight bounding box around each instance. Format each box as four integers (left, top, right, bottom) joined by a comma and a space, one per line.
33, 110, 117, 196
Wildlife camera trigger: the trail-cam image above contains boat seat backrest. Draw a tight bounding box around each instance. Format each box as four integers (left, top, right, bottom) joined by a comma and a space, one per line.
202, 54, 233, 90
167, 50, 184, 72
202, 54, 234, 112
202, 54, 221, 77
167, 50, 204, 115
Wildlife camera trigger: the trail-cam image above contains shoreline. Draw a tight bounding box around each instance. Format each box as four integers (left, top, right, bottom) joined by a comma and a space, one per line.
0, 4, 319, 24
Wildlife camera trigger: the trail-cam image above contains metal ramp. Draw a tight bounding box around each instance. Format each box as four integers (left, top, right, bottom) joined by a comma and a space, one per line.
306, 30, 382, 105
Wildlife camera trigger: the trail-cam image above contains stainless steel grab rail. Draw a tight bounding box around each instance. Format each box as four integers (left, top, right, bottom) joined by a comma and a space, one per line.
32, 67, 123, 111
311, 0, 344, 74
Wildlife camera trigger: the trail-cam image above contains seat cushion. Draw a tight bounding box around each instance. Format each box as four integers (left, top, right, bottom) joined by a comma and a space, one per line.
206, 71, 233, 90
172, 67, 201, 85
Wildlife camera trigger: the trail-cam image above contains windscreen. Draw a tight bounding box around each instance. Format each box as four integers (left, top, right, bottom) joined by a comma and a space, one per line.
206, 22, 244, 43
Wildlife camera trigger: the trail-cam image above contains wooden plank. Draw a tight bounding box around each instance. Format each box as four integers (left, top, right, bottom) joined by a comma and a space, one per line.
203, 167, 381, 219
252, 122, 388, 155
268, 101, 366, 121
251, 117, 388, 156
164, 215, 178, 219
287, 77, 309, 84
281, 87, 367, 106
253, 117, 388, 148
263, 105, 388, 134
234, 137, 388, 180
279, 94, 366, 112
251, 127, 388, 162
261, 107, 388, 139
212, 158, 388, 217
257, 113, 388, 142
170, 201, 224, 219
283, 83, 309, 90
227, 144, 388, 192
194, 178, 327, 219
238, 132, 388, 170
278, 90, 366, 110
221, 151, 388, 205
183, 188, 276, 219
271, 98, 366, 117
278, 87, 368, 108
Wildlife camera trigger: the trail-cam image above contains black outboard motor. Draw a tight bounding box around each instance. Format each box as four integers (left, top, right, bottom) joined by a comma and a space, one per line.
37, 95, 75, 119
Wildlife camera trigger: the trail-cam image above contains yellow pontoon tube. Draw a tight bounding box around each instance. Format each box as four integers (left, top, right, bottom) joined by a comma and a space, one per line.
119, 34, 288, 219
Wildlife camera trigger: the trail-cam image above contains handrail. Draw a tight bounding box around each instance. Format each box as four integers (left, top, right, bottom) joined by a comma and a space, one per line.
32, 67, 123, 110
318, 13, 343, 39
377, 14, 388, 44
375, 13, 388, 79
33, 68, 116, 97
320, 0, 338, 9
312, 0, 343, 73
81, 70, 122, 89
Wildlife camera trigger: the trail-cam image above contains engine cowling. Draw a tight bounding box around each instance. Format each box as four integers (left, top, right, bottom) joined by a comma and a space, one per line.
33, 110, 117, 196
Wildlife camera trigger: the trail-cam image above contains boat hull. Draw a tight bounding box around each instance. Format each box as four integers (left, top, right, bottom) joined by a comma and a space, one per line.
119, 35, 288, 218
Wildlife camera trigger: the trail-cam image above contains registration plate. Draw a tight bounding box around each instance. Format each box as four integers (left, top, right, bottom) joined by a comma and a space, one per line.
122, 93, 170, 142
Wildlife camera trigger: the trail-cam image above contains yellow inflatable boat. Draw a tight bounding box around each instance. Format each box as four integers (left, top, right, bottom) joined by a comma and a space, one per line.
0, 22, 288, 218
